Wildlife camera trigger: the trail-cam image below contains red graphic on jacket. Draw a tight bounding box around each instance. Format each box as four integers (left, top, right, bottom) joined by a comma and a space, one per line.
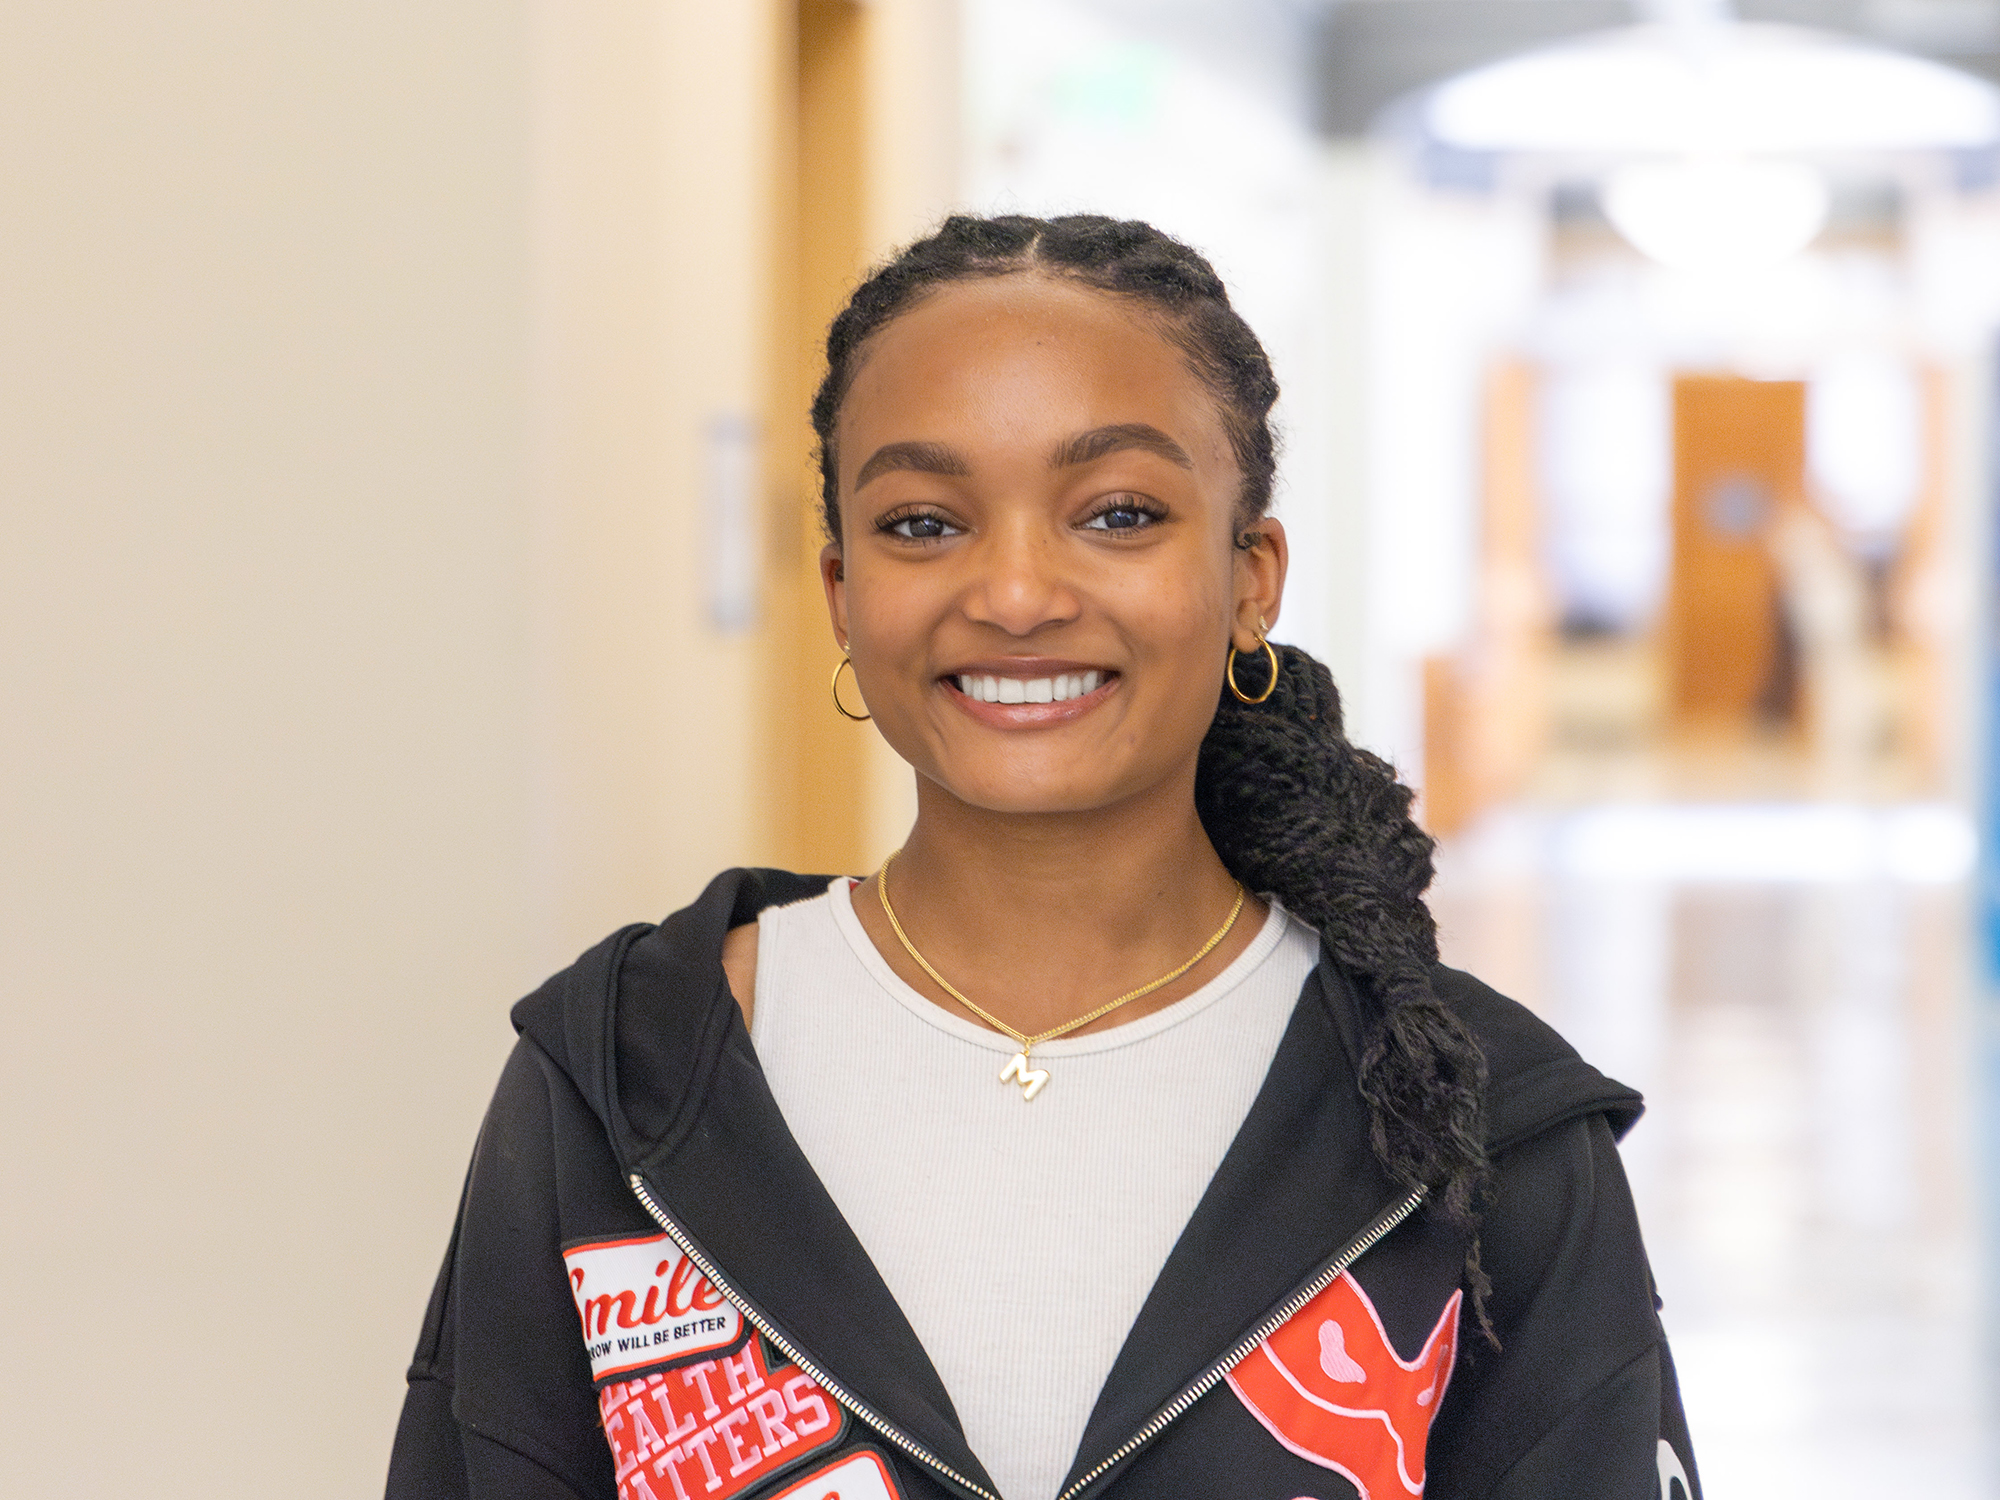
598, 1336, 844, 1500
1226, 1271, 1461, 1498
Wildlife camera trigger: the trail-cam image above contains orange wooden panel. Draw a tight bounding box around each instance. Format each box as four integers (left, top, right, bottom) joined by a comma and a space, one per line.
1665, 376, 1805, 731
758, 0, 873, 873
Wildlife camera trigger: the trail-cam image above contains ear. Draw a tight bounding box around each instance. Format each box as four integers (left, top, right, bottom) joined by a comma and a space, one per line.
820, 542, 849, 648
1230, 517, 1288, 650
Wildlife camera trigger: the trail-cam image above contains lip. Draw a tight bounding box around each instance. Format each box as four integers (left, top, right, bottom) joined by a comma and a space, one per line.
939, 660, 1120, 728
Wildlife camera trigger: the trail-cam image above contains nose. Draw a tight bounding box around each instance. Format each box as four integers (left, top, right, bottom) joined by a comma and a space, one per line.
961, 517, 1081, 638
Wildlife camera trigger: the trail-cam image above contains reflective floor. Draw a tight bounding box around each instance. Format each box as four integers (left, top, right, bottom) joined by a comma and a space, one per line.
1432, 804, 1993, 1498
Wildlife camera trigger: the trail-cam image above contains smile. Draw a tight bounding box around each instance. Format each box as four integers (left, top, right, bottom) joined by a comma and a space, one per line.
954, 671, 1103, 704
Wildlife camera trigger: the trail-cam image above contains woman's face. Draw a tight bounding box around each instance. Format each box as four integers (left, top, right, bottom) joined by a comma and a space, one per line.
824, 273, 1286, 818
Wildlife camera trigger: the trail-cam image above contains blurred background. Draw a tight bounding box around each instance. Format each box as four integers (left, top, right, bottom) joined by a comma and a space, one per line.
5, 0, 1999, 1494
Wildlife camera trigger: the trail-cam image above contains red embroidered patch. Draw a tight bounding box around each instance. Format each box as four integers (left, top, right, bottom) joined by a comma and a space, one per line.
598, 1337, 846, 1500
1225, 1271, 1460, 1498
765, 1448, 903, 1499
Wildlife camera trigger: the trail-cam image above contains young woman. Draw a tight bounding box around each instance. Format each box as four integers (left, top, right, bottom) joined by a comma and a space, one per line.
388, 215, 1700, 1500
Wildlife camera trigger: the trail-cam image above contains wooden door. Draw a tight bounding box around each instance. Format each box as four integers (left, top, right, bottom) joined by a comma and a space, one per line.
759, 0, 872, 872
1665, 376, 1806, 734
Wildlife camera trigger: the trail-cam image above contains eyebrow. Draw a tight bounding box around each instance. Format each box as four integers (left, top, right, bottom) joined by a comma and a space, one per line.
854, 441, 972, 490
1050, 423, 1194, 471
852, 423, 1195, 491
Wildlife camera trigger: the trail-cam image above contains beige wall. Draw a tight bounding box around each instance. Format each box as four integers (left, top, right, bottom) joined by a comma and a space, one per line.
0, 2, 831, 1493
529, 3, 776, 945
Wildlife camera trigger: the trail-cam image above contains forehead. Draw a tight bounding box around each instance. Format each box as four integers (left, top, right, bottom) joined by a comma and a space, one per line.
837, 274, 1228, 457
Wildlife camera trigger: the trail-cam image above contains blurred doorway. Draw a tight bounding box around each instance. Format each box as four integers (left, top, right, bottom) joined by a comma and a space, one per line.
1665, 376, 1805, 738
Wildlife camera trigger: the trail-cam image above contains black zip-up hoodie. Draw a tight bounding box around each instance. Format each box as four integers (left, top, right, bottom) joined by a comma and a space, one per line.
389, 869, 1702, 1500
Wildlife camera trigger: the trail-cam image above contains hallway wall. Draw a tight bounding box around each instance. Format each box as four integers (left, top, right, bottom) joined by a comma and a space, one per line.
0, 4, 811, 1493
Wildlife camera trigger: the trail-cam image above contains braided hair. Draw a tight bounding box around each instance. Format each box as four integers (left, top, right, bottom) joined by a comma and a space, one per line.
811, 214, 1494, 1338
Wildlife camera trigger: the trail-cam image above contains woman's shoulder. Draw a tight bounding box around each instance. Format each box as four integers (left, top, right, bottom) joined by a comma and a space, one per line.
1428, 964, 1646, 1154
504, 867, 838, 1141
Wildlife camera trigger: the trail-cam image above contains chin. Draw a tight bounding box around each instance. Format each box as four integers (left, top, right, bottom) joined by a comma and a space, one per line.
929, 764, 1153, 818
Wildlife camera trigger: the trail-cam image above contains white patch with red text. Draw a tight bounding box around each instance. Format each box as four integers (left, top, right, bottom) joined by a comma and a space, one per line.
598, 1339, 846, 1500
564, 1232, 743, 1381
765, 1449, 902, 1500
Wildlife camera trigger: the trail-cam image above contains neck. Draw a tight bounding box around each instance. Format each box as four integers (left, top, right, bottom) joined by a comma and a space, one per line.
859, 769, 1260, 1039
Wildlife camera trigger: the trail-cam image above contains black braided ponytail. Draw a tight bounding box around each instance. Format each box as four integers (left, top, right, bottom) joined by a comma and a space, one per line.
813, 214, 1493, 1338
1198, 644, 1494, 1340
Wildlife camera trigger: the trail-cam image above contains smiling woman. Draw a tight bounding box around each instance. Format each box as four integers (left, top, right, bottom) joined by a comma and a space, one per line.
387, 216, 1702, 1500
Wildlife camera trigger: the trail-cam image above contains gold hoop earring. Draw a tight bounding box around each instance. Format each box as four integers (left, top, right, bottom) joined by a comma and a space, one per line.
1226, 633, 1279, 705
830, 654, 871, 721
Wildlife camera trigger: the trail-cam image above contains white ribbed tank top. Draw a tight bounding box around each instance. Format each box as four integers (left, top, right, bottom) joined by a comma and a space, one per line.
751, 878, 1318, 1500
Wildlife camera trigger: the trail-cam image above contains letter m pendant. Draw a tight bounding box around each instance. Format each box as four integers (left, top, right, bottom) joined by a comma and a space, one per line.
998, 1050, 1049, 1101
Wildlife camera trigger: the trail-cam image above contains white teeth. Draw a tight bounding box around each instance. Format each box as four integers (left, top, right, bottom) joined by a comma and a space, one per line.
955, 671, 1107, 704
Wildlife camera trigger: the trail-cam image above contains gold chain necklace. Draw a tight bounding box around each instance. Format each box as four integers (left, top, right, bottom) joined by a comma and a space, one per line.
875, 850, 1246, 1101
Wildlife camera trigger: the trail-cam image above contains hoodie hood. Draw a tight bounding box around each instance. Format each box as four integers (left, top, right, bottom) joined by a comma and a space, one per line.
1431, 966, 1645, 1151
512, 867, 830, 1168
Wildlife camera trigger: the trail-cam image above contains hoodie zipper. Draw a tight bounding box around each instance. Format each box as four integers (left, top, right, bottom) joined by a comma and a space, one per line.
629, 1172, 1002, 1500
1054, 1186, 1426, 1500
631, 1171, 1427, 1500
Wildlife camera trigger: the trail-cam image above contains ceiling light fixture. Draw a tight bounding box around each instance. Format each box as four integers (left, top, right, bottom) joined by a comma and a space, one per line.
1601, 156, 1831, 269
1425, 23, 2000, 155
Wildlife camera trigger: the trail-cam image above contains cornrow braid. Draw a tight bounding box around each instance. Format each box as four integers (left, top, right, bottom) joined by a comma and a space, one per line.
813, 213, 1493, 1339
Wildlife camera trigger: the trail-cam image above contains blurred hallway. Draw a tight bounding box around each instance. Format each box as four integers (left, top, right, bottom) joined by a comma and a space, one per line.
1433, 803, 1989, 1496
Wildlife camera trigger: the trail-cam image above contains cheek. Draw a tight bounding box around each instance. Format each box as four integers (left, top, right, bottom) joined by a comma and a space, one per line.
1111, 556, 1233, 653
841, 559, 941, 651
